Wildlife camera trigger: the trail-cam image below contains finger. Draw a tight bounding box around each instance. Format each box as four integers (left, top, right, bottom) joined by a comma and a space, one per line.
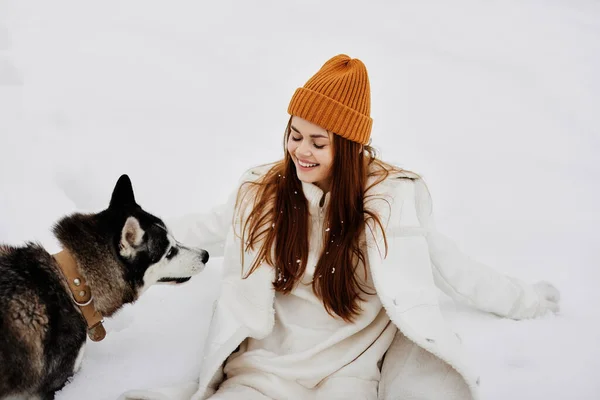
547, 291, 560, 302
546, 301, 560, 314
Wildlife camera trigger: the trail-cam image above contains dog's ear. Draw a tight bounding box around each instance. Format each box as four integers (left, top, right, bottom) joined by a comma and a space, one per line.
120, 217, 145, 258
110, 174, 136, 209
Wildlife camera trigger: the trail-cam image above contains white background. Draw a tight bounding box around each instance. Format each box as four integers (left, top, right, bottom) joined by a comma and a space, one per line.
1, 0, 598, 398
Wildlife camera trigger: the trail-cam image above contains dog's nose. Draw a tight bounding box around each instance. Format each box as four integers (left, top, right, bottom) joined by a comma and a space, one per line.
200, 250, 209, 264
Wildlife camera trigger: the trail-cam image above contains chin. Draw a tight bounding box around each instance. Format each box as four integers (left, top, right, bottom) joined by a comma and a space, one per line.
297, 171, 320, 182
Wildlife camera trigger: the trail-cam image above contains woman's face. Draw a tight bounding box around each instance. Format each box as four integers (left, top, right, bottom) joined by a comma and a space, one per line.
287, 116, 334, 192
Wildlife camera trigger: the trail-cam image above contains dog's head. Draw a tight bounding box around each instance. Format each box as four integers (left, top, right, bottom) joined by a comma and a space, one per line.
107, 174, 208, 293
53, 174, 208, 315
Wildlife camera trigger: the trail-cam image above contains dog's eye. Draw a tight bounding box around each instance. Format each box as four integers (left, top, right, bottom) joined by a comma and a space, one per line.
165, 246, 178, 259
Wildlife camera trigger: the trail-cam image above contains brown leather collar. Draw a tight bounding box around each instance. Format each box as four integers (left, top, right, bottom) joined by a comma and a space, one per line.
53, 250, 106, 342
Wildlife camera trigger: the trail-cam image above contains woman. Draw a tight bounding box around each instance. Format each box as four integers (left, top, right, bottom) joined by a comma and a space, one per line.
121, 54, 560, 400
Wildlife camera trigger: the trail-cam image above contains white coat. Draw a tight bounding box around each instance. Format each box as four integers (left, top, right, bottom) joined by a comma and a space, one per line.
120, 166, 559, 400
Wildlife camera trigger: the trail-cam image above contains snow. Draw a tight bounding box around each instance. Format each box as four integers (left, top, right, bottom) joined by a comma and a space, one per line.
0, 0, 599, 398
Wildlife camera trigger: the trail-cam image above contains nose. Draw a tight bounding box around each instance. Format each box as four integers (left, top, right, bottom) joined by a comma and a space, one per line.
297, 140, 312, 157
200, 250, 209, 264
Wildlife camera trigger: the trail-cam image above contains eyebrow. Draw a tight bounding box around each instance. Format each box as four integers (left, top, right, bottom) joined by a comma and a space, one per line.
291, 125, 329, 139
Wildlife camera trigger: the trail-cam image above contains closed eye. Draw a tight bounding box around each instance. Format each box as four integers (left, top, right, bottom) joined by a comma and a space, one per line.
291, 135, 325, 149
165, 246, 179, 259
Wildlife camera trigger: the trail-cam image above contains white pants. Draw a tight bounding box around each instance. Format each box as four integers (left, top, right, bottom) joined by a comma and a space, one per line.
208, 383, 271, 400
208, 332, 472, 400
378, 331, 473, 400
210, 376, 377, 400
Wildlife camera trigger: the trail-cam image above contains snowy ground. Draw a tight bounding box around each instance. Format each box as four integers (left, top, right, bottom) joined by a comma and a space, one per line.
1, 0, 599, 399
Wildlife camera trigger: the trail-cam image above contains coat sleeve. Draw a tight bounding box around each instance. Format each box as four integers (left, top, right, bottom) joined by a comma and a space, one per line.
166, 166, 270, 259
412, 178, 556, 320
167, 188, 237, 259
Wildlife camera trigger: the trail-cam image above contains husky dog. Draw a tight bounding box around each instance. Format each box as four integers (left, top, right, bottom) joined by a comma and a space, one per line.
0, 175, 209, 400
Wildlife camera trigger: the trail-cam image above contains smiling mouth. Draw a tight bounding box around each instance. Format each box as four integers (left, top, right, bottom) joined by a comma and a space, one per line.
297, 159, 319, 168
158, 277, 191, 284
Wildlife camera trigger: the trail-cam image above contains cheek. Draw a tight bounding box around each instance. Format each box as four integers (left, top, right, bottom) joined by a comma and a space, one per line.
320, 151, 334, 170
287, 139, 298, 155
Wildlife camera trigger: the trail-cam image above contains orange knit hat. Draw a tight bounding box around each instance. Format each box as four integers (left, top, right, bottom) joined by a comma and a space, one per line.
288, 54, 372, 145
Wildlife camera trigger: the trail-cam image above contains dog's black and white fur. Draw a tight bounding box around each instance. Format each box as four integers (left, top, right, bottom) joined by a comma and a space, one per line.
0, 175, 208, 400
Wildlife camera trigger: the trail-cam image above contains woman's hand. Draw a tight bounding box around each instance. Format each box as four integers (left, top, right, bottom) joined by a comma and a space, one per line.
533, 281, 561, 315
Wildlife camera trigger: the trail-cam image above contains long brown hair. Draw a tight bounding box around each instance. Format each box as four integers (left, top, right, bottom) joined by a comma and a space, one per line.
236, 117, 405, 322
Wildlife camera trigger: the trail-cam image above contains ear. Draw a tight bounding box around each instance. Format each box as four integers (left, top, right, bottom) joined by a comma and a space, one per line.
119, 217, 145, 258
110, 174, 136, 209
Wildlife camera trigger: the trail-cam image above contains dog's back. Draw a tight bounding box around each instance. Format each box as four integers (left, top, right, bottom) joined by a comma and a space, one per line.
0, 244, 86, 399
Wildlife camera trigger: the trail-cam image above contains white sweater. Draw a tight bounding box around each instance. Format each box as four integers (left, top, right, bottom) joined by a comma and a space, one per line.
220, 182, 397, 399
